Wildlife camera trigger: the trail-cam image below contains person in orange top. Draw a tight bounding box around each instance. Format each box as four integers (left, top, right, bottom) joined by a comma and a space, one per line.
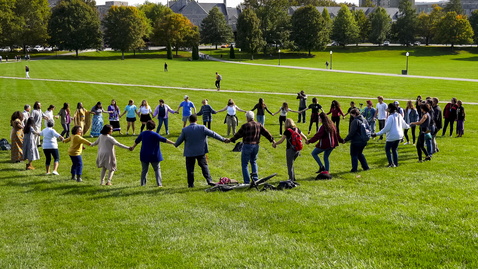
63, 125, 92, 182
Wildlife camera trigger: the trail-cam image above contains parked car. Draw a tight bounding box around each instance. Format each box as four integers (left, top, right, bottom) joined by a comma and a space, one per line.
2, 46, 11, 52
331, 41, 339, 46
32, 45, 44, 52
13, 47, 22, 52
383, 41, 390, 46
43, 47, 52, 52
220, 44, 229, 48
414, 41, 421, 46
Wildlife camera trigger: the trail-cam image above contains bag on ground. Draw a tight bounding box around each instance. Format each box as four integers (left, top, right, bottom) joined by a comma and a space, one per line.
217, 177, 239, 185
0, 138, 11, 150
287, 128, 303, 151
316, 171, 333, 180
277, 180, 299, 190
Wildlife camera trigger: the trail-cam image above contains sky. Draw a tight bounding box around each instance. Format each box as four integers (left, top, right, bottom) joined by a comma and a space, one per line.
97, 0, 445, 8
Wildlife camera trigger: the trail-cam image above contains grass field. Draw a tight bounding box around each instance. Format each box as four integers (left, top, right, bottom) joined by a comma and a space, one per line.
0, 48, 477, 267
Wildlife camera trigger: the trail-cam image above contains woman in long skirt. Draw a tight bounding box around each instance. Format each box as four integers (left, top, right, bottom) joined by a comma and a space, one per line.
108, 99, 123, 135
73, 102, 92, 135
90, 101, 113, 138
10, 111, 24, 163
23, 117, 41, 170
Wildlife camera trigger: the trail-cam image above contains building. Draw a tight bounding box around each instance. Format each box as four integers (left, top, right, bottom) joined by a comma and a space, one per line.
415, 0, 478, 16
288, 6, 400, 22
359, 0, 415, 8
97, 1, 128, 19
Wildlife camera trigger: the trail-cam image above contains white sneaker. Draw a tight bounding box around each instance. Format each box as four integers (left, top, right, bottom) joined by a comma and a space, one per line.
404, 142, 409, 145
52, 171, 59, 175
46, 172, 51, 175
133, 133, 136, 136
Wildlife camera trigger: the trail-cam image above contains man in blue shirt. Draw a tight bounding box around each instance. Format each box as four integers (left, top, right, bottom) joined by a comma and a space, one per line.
132, 120, 175, 186
175, 114, 227, 188
176, 95, 196, 128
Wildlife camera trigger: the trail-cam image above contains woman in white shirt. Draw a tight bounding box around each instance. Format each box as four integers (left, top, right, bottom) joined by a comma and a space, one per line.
217, 99, 246, 136
40, 120, 64, 175
138, 99, 153, 132
273, 102, 300, 135
44, 105, 59, 128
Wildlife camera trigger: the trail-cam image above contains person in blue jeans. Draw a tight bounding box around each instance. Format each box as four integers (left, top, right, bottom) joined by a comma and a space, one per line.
343, 108, 370, 173
153, 99, 175, 135
228, 111, 275, 184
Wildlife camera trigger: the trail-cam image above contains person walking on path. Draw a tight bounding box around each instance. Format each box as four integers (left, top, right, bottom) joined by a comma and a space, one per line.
297, 91, 307, 123
410, 104, 432, 162
456, 100, 465, 137
228, 111, 276, 184
273, 118, 308, 181
31, 101, 48, 147
306, 112, 343, 173
131, 120, 175, 187
442, 98, 457, 137
431, 98, 442, 153
300, 97, 324, 135
91, 125, 131, 186
175, 114, 226, 188
215, 72, 222, 91
403, 100, 418, 146
327, 100, 345, 135
10, 111, 24, 163
217, 99, 246, 137
57, 103, 72, 138
22, 104, 31, 126
251, 98, 273, 126
120, 99, 137, 135
176, 95, 196, 128
372, 103, 409, 168
374, 96, 388, 141
63, 126, 92, 182
272, 102, 301, 136
73, 102, 92, 136
196, 99, 216, 130
343, 108, 370, 173
108, 99, 123, 135
90, 102, 113, 138
23, 118, 41, 170
25, 65, 30, 78
40, 120, 64, 175
153, 99, 175, 135
361, 100, 376, 135
138, 100, 153, 133
164, 62, 168, 72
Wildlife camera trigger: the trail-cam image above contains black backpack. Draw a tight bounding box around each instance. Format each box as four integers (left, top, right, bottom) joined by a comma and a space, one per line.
277, 180, 299, 190
0, 138, 11, 150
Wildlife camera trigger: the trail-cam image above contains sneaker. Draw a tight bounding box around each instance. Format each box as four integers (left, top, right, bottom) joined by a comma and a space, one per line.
372, 137, 375, 140
76, 177, 82, 182
316, 166, 326, 173
413, 144, 416, 146
387, 164, 396, 168
403, 142, 409, 145
46, 172, 51, 175
52, 171, 59, 175
106, 182, 112, 186
126, 132, 129, 135
133, 133, 136, 136
71, 175, 76, 180
378, 137, 383, 141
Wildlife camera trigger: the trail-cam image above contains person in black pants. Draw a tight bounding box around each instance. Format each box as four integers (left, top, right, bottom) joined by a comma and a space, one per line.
442, 97, 457, 137
403, 100, 418, 145
297, 91, 307, 123
410, 104, 432, 163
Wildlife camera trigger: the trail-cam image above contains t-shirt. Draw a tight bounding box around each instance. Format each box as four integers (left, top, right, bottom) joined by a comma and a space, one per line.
308, 104, 322, 114
280, 108, 291, 116
284, 127, 301, 149
362, 107, 376, 123
347, 107, 355, 121
125, 105, 137, 118
44, 110, 54, 127
376, 103, 388, 120
31, 109, 46, 128
138, 105, 152, 114
180, 101, 195, 117
40, 127, 61, 149
457, 106, 465, 120
135, 131, 167, 163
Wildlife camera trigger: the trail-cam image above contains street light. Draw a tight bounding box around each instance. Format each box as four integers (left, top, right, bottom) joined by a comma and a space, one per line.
330, 51, 333, 70
278, 49, 281, 66
239, 48, 241, 62
406, 52, 409, 75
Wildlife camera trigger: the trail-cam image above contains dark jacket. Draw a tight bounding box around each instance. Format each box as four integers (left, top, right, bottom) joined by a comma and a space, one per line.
344, 115, 367, 145
433, 105, 442, 129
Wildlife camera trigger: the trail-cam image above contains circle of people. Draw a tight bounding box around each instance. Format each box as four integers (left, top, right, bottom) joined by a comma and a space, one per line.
8, 92, 465, 187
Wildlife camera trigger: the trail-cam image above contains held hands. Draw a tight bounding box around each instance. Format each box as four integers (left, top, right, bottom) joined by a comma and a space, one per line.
129, 146, 134, 151
272, 142, 277, 148
371, 133, 377, 138
224, 138, 230, 144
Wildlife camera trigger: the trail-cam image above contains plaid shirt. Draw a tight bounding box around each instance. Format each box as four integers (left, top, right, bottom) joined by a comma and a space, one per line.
230, 120, 274, 145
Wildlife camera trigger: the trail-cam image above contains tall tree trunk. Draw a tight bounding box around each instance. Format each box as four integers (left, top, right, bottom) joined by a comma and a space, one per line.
23, 44, 26, 55
122, 50, 124, 60
176, 46, 178, 56
215, 44, 218, 50
309, 48, 311, 56
426, 37, 429, 46
451, 43, 454, 51
134, 50, 136, 57
76, 49, 78, 57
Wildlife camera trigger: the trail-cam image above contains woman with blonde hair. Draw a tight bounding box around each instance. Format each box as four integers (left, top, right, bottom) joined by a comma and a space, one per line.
138, 99, 153, 133
216, 99, 246, 136
272, 102, 300, 135
273, 118, 308, 181
403, 100, 418, 145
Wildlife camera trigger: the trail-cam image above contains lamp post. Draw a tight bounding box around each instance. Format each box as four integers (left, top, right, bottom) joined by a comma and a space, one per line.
406, 52, 409, 75
330, 51, 333, 70
278, 49, 281, 66
239, 48, 241, 62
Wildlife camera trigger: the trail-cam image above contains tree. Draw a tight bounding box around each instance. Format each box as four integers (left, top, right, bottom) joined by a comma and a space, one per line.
444, 0, 464, 15
392, 0, 418, 46
434, 11, 473, 50
355, 9, 371, 43
137, 1, 172, 27
48, 0, 102, 57
151, 13, 199, 56
331, 5, 359, 47
236, 8, 265, 57
230, 44, 236, 59
469, 10, 478, 44
0, 0, 15, 46
103, 5, 149, 60
192, 46, 199, 60
322, 8, 332, 45
368, 7, 391, 45
291, 5, 328, 55
417, 5, 443, 45
200, 6, 234, 49
361, 0, 375, 7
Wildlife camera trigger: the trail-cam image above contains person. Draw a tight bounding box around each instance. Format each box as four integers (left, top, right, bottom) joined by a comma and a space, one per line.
22, 104, 31, 126
138, 100, 153, 133
343, 101, 356, 132
63, 125, 92, 182
431, 97, 442, 153
108, 99, 123, 135
120, 99, 137, 135
372, 103, 409, 168
272, 102, 300, 135
327, 100, 345, 135
343, 108, 370, 172
361, 100, 376, 135
40, 120, 64, 175
10, 111, 24, 163
325, 61, 329, 69
403, 100, 418, 146
153, 99, 175, 135
217, 99, 246, 136
456, 100, 465, 137
25, 65, 30, 78
90, 102, 112, 137
394, 101, 404, 117
164, 62, 168, 72
23, 117, 41, 170
31, 101, 48, 147
306, 113, 343, 173
196, 99, 216, 130
91, 125, 131, 185
215, 72, 221, 91
300, 97, 324, 135
374, 96, 388, 141
57, 103, 72, 138
273, 118, 308, 181
228, 111, 275, 184
425, 99, 435, 157
176, 95, 196, 128
251, 98, 273, 126
442, 98, 457, 137
175, 114, 226, 187
297, 91, 307, 123
44, 105, 58, 128
73, 102, 92, 136
131, 120, 175, 187
410, 104, 432, 162
0, 55, 2, 62
415, 95, 423, 118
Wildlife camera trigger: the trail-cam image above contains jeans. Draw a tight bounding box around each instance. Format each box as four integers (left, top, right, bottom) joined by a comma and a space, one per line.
70, 155, 83, 176
298, 107, 306, 123
426, 125, 435, 156
286, 148, 300, 180
186, 155, 213, 187
256, 115, 265, 126
203, 121, 211, 129
367, 120, 376, 133
141, 161, 162, 186
61, 123, 70, 138
311, 147, 334, 172
156, 117, 169, 134
241, 144, 259, 184
43, 148, 59, 166
385, 140, 399, 166
350, 143, 369, 172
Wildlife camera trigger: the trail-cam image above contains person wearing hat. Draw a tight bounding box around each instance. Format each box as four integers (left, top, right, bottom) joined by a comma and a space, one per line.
361, 100, 376, 135
176, 95, 196, 128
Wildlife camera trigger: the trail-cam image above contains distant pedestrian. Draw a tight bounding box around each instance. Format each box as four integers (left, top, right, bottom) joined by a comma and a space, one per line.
215, 72, 222, 91
220, 54, 223, 59
325, 61, 329, 69
456, 100, 465, 137
0, 55, 2, 62
25, 65, 30, 78
6, 56, 8, 62
164, 62, 168, 72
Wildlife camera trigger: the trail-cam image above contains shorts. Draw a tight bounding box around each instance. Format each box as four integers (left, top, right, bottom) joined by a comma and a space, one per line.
311, 113, 319, 123
140, 114, 152, 122
182, 116, 190, 122
127, 117, 136, 122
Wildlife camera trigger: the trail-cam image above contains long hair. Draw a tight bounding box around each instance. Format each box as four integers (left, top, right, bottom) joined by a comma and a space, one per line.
281, 102, 288, 111
47, 105, 55, 111
319, 112, 335, 135
24, 117, 35, 134
228, 99, 235, 106
312, 97, 318, 104
11, 111, 23, 126
284, 118, 296, 130
330, 100, 340, 110
140, 100, 148, 108
100, 124, 113, 135
405, 100, 415, 112
388, 103, 397, 114
33, 101, 40, 110
259, 98, 265, 108
63, 102, 70, 115
451, 97, 457, 105
94, 102, 102, 110
111, 99, 118, 111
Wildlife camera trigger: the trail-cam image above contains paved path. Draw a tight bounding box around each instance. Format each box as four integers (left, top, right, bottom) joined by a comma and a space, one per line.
2, 75, 478, 105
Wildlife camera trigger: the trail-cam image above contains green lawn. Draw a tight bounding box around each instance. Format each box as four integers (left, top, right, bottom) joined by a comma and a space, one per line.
0, 49, 477, 267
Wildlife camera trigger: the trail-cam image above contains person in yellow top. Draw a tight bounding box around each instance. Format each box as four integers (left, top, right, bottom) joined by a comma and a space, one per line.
73, 102, 92, 135
63, 125, 91, 182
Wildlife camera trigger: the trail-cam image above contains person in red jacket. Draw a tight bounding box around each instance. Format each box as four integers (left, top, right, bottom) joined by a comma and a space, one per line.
306, 112, 343, 173
327, 100, 345, 135
442, 97, 457, 137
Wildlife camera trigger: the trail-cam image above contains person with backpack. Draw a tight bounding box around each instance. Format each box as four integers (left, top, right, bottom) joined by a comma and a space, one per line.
343, 108, 370, 173
371, 103, 409, 168
272, 118, 308, 181
306, 112, 343, 173
215, 72, 222, 91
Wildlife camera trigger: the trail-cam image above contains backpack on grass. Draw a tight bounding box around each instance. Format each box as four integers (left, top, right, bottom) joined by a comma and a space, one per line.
0, 138, 10, 150
287, 128, 303, 151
